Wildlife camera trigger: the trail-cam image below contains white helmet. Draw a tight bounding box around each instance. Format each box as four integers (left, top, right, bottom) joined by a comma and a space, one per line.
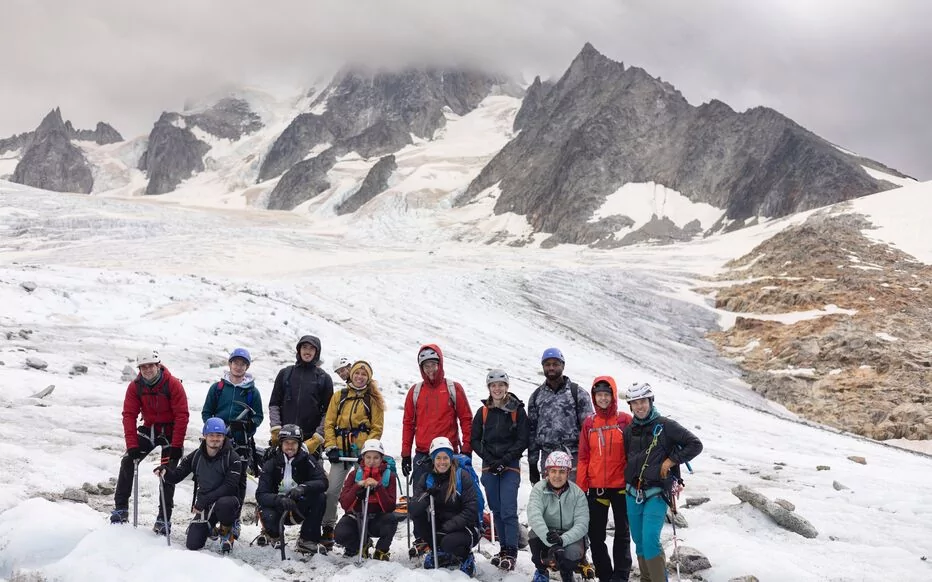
136, 349, 161, 366
486, 369, 509, 386
418, 347, 440, 366
429, 436, 454, 457
544, 451, 573, 471
359, 439, 385, 457
332, 356, 352, 372
625, 382, 655, 403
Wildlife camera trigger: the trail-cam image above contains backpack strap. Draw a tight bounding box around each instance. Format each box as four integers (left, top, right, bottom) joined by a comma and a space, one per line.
136, 376, 172, 402
337, 388, 373, 429
571, 383, 580, 430
412, 380, 456, 422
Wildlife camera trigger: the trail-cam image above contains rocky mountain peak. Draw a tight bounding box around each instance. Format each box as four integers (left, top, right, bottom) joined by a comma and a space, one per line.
10, 108, 94, 193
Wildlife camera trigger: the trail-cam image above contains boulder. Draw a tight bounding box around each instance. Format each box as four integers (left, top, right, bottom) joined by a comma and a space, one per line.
81, 482, 100, 495
847, 456, 867, 465
26, 357, 48, 370
685, 497, 710, 508
668, 545, 711, 574
774, 498, 796, 512
732, 484, 818, 539
833, 481, 850, 491
62, 488, 89, 503
21, 281, 38, 292
71, 364, 89, 375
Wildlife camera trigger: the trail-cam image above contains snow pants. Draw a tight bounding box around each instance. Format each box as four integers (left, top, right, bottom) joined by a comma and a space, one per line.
410, 451, 432, 541
258, 491, 326, 542
185, 495, 240, 550
323, 460, 353, 528
626, 493, 666, 560
114, 426, 178, 520
529, 535, 586, 576
480, 461, 521, 548
334, 511, 398, 553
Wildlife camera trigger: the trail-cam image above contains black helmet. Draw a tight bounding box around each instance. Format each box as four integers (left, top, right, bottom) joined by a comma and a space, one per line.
279, 424, 303, 443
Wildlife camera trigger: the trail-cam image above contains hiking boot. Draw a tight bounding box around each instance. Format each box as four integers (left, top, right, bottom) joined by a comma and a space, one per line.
490, 550, 503, 567
497, 546, 517, 571
321, 524, 335, 549
231, 519, 242, 540
218, 525, 235, 554
459, 553, 476, 577
532, 569, 550, 582
372, 548, 391, 561
152, 518, 170, 536
109, 509, 128, 524
254, 531, 279, 548
577, 558, 596, 579
208, 524, 220, 540
409, 538, 429, 558
295, 537, 328, 555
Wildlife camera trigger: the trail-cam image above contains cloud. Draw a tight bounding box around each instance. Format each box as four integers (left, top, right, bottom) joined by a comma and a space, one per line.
1, 0, 929, 178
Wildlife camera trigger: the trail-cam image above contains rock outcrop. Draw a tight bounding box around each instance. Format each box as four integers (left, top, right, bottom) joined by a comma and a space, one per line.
336, 154, 397, 215
66, 121, 124, 145
266, 149, 337, 210
460, 43, 909, 247
139, 113, 210, 195
184, 97, 262, 141
732, 485, 819, 539
257, 113, 333, 182
11, 108, 94, 193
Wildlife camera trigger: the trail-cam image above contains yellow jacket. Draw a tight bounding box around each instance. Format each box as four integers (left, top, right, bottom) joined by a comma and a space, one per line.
324, 381, 384, 454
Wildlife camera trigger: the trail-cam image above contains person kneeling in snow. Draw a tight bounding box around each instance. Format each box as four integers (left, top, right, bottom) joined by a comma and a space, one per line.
155, 418, 242, 553
527, 451, 591, 582
409, 437, 479, 576
255, 424, 329, 554
334, 439, 398, 560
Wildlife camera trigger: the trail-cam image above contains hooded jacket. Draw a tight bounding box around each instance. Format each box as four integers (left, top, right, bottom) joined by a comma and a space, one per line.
401, 344, 473, 456
527, 479, 589, 547
409, 464, 479, 534
324, 380, 384, 453
470, 392, 528, 466
268, 335, 334, 439
576, 376, 633, 491
122, 366, 189, 449
623, 407, 702, 492
163, 439, 242, 510
256, 447, 329, 508
339, 459, 397, 515
201, 371, 264, 445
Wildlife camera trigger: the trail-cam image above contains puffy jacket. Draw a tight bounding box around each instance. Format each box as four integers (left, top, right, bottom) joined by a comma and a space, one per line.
256, 447, 329, 508
201, 371, 264, 445
163, 439, 241, 510
401, 344, 473, 456
577, 376, 633, 491
527, 480, 589, 547
268, 335, 334, 439
339, 460, 397, 514
623, 407, 702, 492
527, 376, 593, 464
324, 382, 384, 454
122, 366, 189, 449
409, 464, 479, 534
470, 393, 528, 465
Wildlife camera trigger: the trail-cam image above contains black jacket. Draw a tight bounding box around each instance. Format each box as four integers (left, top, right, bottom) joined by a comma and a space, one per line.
470, 393, 528, 465
268, 334, 334, 439
409, 466, 479, 534
256, 448, 328, 508
623, 414, 702, 490
164, 439, 241, 509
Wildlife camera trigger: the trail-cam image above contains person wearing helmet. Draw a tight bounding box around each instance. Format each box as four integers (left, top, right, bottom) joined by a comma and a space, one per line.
268, 335, 334, 458
470, 369, 528, 571
110, 349, 189, 536
334, 439, 398, 560
527, 347, 593, 485
154, 418, 242, 553
623, 383, 702, 582
255, 424, 330, 554
577, 377, 634, 582
527, 451, 590, 582
408, 436, 480, 576
401, 344, 474, 555
332, 356, 352, 382
320, 360, 385, 548
201, 347, 264, 528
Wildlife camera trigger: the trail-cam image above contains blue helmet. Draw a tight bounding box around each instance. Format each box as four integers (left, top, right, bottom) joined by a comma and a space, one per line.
203, 417, 227, 436
541, 347, 565, 364
229, 348, 251, 366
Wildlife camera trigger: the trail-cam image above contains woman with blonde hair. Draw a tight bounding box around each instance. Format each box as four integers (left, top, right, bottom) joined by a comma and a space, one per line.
320, 360, 384, 548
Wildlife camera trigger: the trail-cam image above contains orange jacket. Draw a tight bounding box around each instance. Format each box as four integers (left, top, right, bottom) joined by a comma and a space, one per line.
576, 376, 633, 491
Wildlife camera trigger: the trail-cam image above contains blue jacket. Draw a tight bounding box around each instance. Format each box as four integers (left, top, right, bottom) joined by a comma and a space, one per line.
202, 371, 264, 445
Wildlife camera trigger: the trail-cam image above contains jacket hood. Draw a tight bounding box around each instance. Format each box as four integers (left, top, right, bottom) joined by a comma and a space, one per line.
222, 370, 255, 388
591, 375, 618, 417
483, 392, 524, 413
295, 335, 322, 366
418, 343, 445, 385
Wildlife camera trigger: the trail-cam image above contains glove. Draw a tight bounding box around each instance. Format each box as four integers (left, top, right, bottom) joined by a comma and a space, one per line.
426, 482, 443, 497
167, 446, 183, 460
546, 531, 563, 546
152, 466, 167, 478
288, 485, 306, 500
660, 457, 676, 479
492, 463, 506, 476
529, 463, 541, 484
304, 433, 324, 454
401, 456, 412, 477
356, 487, 368, 500
126, 447, 146, 461
326, 448, 341, 463
279, 496, 298, 513
269, 426, 281, 447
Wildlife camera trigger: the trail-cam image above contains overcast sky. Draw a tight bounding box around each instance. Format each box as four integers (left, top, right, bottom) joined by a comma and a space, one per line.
2, 0, 929, 178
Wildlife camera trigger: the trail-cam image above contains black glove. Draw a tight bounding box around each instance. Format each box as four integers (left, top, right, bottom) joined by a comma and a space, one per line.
529, 463, 541, 484
356, 487, 368, 500
279, 496, 298, 513
194, 496, 208, 512
327, 448, 341, 463
402, 456, 412, 477
127, 447, 146, 461
493, 463, 507, 476
288, 485, 306, 500
425, 481, 443, 498
167, 446, 183, 460
547, 531, 563, 546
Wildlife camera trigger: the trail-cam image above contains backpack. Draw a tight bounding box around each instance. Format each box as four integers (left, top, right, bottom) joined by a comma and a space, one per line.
354, 456, 397, 489
411, 379, 456, 421
210, 380, 256, 417
190, 447, 234, 509
426, 453, 485, 532
531, 382, 581, 430
480, 405, 518, 430
336, 388, 372, 429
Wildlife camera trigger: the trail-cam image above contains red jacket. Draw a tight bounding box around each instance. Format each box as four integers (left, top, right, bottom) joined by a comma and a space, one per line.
577, 376, 632, 491
122, 366, 189, 449
401, 344, 473, 456
339, 461, 398, 514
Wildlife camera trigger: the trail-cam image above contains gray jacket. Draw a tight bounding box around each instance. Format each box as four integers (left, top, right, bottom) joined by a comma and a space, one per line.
527, 376, 592, 464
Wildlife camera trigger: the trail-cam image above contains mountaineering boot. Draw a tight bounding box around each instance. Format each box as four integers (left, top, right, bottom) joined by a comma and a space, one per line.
321, 524, 335, 550
409, 537, 429, 558
532, 569, 550, 582
424, 550, 453, 569
644, 552, 667, 582
109, 509, 128, 524
459, 553, 476, 577
231, 519, 242, 540
295, 537, 328, 555
498, 546, 517, 571
637, 556, 650, 582
219, 524, 235, 554
372, 548, 391, 561
152, 517, 170, 536
578, 558, 596, 579
490, 549, 503, 567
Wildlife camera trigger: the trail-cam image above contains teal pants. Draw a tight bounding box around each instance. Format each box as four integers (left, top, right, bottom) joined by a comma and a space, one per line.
625, 494, 666, 560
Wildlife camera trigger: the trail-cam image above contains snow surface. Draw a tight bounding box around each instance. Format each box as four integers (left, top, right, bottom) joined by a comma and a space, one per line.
860, 165, 918, 188
1, 181, 932, 581
849, 180, 932, 264
588, 181, 724, 237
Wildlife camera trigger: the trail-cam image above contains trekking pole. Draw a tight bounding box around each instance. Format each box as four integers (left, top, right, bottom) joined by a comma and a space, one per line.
338, 457, 360, 463
670, 483, 683, 582
279, 512, 288, 561
429, 494, 439, 570
405, 475, 411, 550
489, 510, 495, 543
132, 459, 140, 528
355, 485, 371, 567
158, 473, 171, 547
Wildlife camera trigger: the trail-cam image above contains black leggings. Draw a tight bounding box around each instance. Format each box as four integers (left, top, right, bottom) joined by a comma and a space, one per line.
185, 496, 240, 550
412, 513, 476, 559
334, 512, 398, 552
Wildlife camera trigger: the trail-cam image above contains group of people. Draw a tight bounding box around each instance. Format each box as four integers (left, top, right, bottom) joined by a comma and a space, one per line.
111, 336, 703, 582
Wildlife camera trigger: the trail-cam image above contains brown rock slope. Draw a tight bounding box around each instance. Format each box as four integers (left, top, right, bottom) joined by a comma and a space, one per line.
700, 212, 932, 440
